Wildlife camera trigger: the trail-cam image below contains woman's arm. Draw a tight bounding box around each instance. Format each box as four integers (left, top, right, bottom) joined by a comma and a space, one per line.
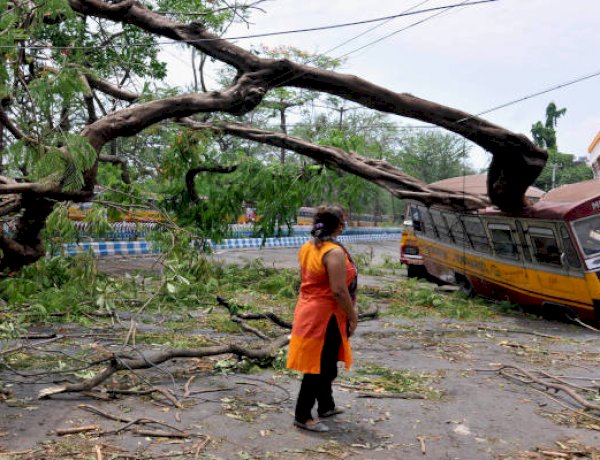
323, 247, 358, 337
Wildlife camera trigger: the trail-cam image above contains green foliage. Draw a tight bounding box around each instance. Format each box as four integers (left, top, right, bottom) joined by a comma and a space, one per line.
248, 163, 307, 237
0, 253, 101, 320
349, 364, 442, 399
42, 204, 77, 254
531, 102, 567, 151
30, 135, 97, 192
385, 279, 498, 320
531, 102, 592, 190
534, 151, 593, 191
289, 111, 401, 219
394, 130, 475, 184
155, 0, 237, 28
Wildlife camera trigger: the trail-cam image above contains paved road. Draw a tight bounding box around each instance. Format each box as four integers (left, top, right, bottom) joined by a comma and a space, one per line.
98, 239, 402, 276
210, 239, 400, 269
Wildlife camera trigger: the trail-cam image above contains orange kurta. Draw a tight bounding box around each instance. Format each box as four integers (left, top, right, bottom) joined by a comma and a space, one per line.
286, 241, 356, 374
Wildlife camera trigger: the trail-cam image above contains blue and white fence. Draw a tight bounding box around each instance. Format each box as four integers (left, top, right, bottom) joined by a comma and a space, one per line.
61, 240, 160, 257
66, 222, 402, 241
228, 224, 402, 238
60, 232, 401, 257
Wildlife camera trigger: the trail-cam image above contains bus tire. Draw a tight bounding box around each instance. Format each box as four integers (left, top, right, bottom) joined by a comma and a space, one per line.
457, 275, 475, 297
407, 264, 427, 279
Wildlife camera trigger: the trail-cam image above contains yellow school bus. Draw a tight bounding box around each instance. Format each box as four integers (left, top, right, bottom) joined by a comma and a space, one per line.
400, 204, 427, 278
408, 179, 600, 322
68, 202, 164, 223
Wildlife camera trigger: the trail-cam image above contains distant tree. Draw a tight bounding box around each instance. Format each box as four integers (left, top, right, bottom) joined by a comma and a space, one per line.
531, 102, 567, 151
395, 131, 475, 184
531, 103, 592, 190
533, 152, 592, 191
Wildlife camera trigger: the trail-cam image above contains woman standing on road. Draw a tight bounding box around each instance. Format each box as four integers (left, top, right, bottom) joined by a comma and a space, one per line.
287, 204, 358, 432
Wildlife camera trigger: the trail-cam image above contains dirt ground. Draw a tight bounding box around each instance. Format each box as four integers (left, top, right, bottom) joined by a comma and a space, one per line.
1, 241, 599, 459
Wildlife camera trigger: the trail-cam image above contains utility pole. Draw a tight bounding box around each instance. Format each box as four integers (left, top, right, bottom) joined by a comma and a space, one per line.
338, 106, 345, 129
551, 162, 557, 189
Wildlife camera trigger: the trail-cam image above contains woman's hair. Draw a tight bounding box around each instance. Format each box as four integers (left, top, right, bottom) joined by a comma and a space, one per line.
311, 204, 346, 243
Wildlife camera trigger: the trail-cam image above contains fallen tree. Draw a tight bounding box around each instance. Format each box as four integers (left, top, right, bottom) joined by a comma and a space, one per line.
0, 0, 547, 272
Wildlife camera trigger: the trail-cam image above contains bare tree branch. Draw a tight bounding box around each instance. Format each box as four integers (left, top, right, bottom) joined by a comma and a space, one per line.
38, 335, 290, 396
99, 154, 131, 183
181, 119, 490, 209
0, 104, 36, 143
85, 73, 139, 102
80, 75, 98, 123
185, 163, 238, 203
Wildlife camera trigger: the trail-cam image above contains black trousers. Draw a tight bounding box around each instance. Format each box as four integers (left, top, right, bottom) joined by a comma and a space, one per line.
294, 315, 342, 423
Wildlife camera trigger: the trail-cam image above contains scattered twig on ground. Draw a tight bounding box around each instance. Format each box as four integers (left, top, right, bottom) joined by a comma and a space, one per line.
358, 304, 379, 321
216, 296, 291, 326
572, 317, 599, 332
37, 332, 290, 398
131, 428, 189, 438
154, 386, 183, 408
78, 404, 185, 434
0, 450, 39, 456
531, 388, 600, 425
496, 364, 600, 413
417, 435, 427, 455
188, 387, 234, 395
55, 425, 101, 436
122, 319, 137, 348
475, 326, 563, 339
358, 391, 425, 399
536, 369, 598, 393
231, 316, 271, 340
0, 334, 65, 355
235, 312, 292, 329
183, 375, 196, 397
193, 436, 211, 459
19, 333, 57, 340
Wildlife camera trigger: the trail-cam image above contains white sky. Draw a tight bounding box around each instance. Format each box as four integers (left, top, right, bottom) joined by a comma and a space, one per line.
161, 0, 600, 170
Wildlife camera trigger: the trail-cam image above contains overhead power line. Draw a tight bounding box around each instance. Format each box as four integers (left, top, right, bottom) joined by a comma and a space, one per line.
457, 69, 600, 123
0, 0, 498, 50
338, 0, 480, 60
316, 0, 436, 58
268, 0, 489, 96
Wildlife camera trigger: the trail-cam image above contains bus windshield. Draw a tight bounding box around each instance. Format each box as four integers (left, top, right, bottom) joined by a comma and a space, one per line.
573, 216, 600, 258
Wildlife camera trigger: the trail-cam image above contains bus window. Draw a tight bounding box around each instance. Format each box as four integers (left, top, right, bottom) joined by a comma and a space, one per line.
409, 205, 422, 232
560, 224, 581, 268
462, 216, 491, 253
444, 212, 470, 248
417, 206, 438, 238
515, 220, 532, 262
430, 209, 453, 244
488, 223, 519, 260
528, 227, 561, 266
573, 216, 600, 258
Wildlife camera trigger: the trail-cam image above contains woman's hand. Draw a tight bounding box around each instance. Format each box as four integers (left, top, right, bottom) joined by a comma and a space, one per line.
323, 247, 358, 337
347, 315, 358, 338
